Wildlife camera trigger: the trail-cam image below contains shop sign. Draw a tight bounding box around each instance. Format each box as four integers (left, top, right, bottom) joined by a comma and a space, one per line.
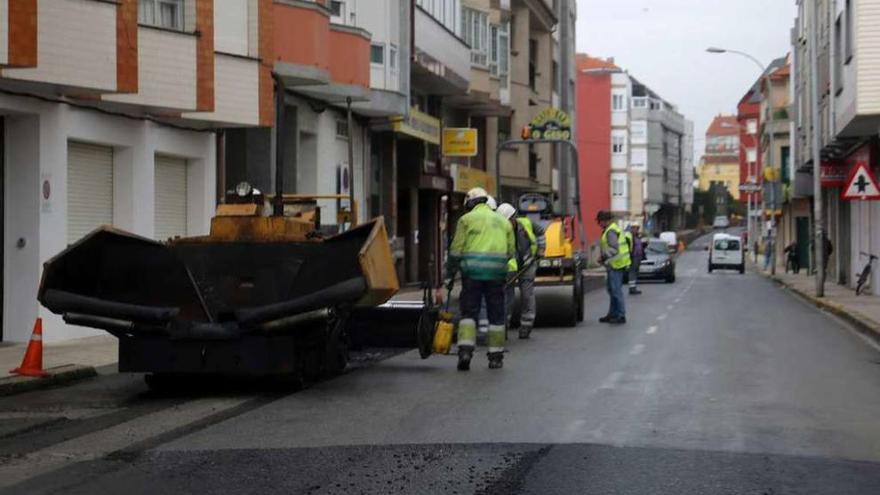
842, 162, 880, 200
442, 128, 478, 157
820, 161, 849, 187
525, 108, 572, 141
453, 164, 496, 195
392, 108, 441, 145
739, 182, 761, 193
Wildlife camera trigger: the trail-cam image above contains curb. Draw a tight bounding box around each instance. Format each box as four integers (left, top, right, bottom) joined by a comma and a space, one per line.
0, 364, 98, 397
757, 268, 880, 346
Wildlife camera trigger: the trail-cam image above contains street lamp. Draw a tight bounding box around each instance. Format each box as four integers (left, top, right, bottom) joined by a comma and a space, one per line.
706, 47, 777, 275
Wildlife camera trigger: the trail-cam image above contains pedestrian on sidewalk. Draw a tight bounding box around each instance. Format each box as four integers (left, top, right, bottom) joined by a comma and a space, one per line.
447, 188, 515, 371
597, 211, 631, 325
626, 223, 645, 295
784, 241, 800, 274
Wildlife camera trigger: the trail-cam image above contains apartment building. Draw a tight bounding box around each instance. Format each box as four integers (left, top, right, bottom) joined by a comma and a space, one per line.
699, 115, 741, 202
630, 78, 688, 232
497, 0, 558, 203
792, 0, 880, 291
0, 0, 267, 342
575, 54, 691, 240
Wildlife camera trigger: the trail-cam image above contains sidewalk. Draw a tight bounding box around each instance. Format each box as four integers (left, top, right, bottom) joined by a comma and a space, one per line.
0, 334, 117, 395
754, 256, 880, 344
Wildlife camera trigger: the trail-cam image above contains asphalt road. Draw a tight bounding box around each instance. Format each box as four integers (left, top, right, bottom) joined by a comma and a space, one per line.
2, 231, 880, 494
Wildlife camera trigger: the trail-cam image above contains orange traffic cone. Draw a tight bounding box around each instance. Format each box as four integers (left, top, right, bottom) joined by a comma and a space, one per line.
10, 318, 48, 378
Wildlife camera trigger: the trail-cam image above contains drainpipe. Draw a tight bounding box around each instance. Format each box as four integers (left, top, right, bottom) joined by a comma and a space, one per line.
347, 97, 356, 226
273, 74, 285, 217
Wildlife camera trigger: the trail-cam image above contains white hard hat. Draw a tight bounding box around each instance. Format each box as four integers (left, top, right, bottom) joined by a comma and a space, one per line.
486, 196, 497, 210
497, 203, 516, 220
466, 187, 488, 202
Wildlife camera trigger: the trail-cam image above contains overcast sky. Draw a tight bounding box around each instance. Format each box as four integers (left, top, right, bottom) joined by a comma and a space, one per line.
576, 0, 797, 162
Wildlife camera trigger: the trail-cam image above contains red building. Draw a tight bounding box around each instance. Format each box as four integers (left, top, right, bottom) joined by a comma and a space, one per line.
737, 82, 763, 204
575, 54, 617, 243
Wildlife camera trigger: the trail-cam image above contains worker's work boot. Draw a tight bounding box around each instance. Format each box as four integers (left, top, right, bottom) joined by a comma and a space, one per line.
518, 325, 533, 340
457, 347, 473, 371
487, 352, 504, 369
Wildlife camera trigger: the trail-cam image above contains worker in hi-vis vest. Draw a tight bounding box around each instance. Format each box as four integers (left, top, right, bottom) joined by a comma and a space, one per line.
497, 202, 544, 339
447, 188, 516, 370
597, 210, 631, 325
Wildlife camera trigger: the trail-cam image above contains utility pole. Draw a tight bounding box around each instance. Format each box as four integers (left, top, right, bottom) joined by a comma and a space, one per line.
557, 0, 573, 216
810, 0, 825, 296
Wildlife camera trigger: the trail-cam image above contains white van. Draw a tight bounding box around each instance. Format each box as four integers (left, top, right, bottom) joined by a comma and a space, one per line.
659, 231, 678, 254
708, 233, 745, 274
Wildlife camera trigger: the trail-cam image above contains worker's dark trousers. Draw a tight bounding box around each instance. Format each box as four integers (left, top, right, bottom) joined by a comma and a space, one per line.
459, 278, 506, 354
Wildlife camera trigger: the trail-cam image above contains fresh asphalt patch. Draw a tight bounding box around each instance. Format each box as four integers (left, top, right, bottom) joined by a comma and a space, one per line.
3, 443, 880, 495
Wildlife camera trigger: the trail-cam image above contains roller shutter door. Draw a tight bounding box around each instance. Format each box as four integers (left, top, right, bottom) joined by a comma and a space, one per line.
154, 155, 188, 240
67, 142, 113, 244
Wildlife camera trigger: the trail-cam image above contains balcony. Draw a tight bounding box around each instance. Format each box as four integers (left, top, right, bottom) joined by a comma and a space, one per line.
411, 5, 470, 95
2, 0, 118, 95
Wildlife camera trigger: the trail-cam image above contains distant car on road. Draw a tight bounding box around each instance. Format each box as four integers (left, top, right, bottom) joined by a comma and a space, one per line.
713, 216, 730, 229
658, 231, 678, 254
639, 239, 677, 283
708, 233, 745, 274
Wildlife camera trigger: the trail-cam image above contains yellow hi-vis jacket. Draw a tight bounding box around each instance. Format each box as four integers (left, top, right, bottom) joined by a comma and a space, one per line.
600, 221, 632, 271
449, 203, 516, 281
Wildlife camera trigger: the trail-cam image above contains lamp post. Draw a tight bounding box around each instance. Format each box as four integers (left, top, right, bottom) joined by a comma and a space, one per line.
707, 47, 777, 274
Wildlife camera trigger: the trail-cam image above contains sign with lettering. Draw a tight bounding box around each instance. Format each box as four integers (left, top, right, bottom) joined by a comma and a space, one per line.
392, 108, 441, 145
442, 128, 478, 157
820, 161, 849, 187
525, 108, 572, 141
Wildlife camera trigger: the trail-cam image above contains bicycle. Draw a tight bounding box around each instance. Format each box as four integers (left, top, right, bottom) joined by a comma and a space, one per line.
855, 252, 878, 296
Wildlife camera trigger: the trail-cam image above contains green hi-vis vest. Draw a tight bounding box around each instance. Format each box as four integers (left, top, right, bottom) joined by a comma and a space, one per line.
517, 217, 538, 256
601, 222, 632, 270
449, 203, 515, 281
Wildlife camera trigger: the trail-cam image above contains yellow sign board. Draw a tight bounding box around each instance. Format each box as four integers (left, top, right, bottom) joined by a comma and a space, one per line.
455, 166, 496, 195
442, 128, 478, 157
527, 107, 572, 141
392, 108, 441, 145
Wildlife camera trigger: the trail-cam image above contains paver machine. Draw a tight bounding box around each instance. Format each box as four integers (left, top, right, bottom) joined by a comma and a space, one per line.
37, 185, 435, 389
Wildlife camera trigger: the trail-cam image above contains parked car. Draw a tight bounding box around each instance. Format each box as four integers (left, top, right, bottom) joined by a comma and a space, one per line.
708, 233, 745, 274
713, 215, 730, 229
639, 239, 676, 283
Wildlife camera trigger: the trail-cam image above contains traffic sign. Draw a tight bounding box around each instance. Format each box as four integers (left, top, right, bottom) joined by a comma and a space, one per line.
842, 162, 880, 200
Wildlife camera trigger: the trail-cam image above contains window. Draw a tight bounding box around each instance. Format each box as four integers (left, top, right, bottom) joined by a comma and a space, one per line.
633, 97, 647, 108
845, 0, 853, 62
389, 45, 398, 72
330, 0, 344, 18
498, 23, 510, 86
462, 8, 489, 67
139, 0, 184, 30
529, 39, 538, 91
746, 119, 758, 135
529, 150, 538, 179
370, 43, 385, 65
490, 25, 499, 76
746, 148, 758, 163
336, 120, 349, 140
612, 177, 626, 197
612, 135, 626, 155
612, 93, 626, 111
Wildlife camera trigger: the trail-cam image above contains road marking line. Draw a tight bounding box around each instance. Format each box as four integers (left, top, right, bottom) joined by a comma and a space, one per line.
647, 325, 658, 334
674, 298, 681, 303
599, 371, 623, 390
630, 344, 646, 356
666, 304, 674, 310
657, 314, 667, 321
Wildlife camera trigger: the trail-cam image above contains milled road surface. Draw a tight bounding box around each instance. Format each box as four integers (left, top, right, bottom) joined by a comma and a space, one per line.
2, 232, 880, 494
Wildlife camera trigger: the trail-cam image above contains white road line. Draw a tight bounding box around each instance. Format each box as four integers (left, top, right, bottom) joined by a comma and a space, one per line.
666, 304, 674, 310
674, 298, 682, 303
599, 371, 623, 390
630, 344, 646, 356
647, 325, 658, 334
657, 314, 667, 321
